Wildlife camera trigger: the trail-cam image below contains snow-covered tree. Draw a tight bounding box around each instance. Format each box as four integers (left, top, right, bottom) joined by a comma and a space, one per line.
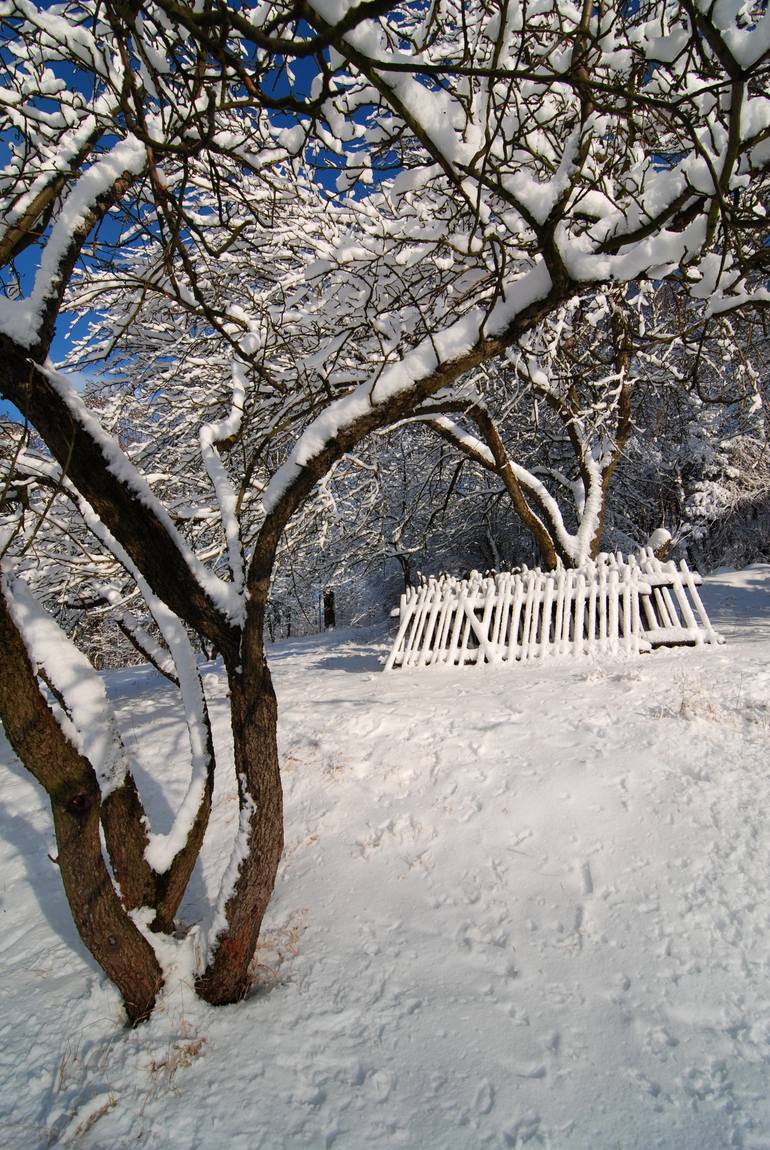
599, 284, 770, 561
1, 0, 769, 1023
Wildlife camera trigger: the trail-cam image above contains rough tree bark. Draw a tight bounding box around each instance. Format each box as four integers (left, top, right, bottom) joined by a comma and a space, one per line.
195, 640, 284, 1004
0, 578, 164, 1023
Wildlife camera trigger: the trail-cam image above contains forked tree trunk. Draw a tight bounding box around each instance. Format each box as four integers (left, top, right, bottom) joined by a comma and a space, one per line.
0, 582, 164, 1024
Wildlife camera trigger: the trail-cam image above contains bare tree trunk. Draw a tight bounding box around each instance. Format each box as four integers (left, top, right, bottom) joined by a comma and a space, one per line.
195, 607, 284, 1004
323, 587, 336, 630
470, 408, 561, 571
101, 773, 159, 911
396, 553, 413, 591
51, 783, 163, 1025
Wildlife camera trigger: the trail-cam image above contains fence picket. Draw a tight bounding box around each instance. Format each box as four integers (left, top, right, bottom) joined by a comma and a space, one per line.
457, 585, 479, 666
608, 568, 620, 654
492, 576, 512, 655
559, 569, 574, 655
383, 594, 414, 670
403, 584, 433, 667
669, 573, 700, 641
539, 575, 555, 656
621, 568, 633, 655
598, 563, 608, 643
680, 561, 721, 643
479, 583, 499, 664
416, 586, 444, 667
445, 592, 466, 666
573, 570, 586, 657
586, 572, 597, 655
507, 577, 525, 663
530, 574, 545, 659
520, 573, 538, 661
658, 566, 683, 629
552, 570, 566, 655
431, 592, 455, 665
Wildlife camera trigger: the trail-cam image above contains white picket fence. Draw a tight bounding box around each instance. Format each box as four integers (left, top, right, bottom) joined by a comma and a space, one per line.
384, 550, 723, 671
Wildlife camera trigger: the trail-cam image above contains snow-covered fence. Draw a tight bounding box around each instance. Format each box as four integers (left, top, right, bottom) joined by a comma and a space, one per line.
384, 550, 722, 671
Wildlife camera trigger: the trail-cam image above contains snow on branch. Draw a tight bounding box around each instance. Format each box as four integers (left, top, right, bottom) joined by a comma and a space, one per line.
198, 359, 247, 594
95, 585, 179, 685
69, 493, 216, 876
0, 136, 147, 347
137, 593, 214, 876
429, 416, 495, 470
8, 439, 216, 875
262, 260, 553, 513
1, 569, 133, 797
429, 411, 606, 569
40, 363, 245, 626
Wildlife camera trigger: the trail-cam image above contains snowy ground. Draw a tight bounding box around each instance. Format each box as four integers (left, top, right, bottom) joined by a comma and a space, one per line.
2, 566, 770, 1150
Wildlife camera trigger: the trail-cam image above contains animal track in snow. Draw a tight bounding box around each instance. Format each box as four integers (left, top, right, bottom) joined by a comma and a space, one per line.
353, 814, 432, 860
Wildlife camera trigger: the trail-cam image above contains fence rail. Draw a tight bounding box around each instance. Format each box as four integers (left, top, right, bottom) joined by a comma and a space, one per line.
384, 550, 723, 671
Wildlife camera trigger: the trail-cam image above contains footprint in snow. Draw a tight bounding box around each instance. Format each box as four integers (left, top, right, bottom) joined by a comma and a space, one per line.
502, 1112, 543, 1147
474, 1079, 495, 1115
579, 860, 594, 895
366, 1068, 396, 1103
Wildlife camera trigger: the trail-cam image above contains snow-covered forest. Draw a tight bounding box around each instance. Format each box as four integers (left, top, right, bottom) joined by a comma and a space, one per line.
1, 1, 769, 1145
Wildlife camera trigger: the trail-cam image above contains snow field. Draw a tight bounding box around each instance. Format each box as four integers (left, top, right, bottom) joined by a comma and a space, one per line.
1, 567, 770, 1148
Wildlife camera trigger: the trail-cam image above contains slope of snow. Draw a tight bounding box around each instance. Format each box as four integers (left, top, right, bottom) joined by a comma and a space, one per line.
1, 567, 770, 1149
